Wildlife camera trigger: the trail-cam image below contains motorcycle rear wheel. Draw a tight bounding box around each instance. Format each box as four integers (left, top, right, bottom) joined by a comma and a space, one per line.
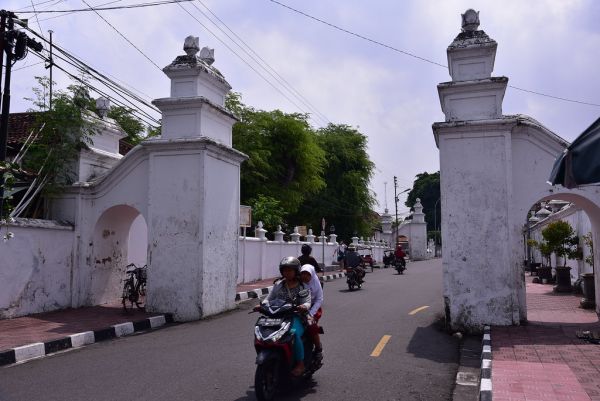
255, 360, 279, 401
348, 282, 354, 291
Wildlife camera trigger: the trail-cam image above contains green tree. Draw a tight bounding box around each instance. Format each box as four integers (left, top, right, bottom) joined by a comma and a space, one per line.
249, 194, 285, 232
405, 171, 440, 232
26, 79, 97, 193
229, 93, 325, 215
107, 106, 145, 145
293, 124, 375, 241
541, 221, 577, 267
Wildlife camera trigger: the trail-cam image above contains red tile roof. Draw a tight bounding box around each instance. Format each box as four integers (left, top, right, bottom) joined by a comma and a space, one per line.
7, 112, 134, 155
7, 112, 42, 145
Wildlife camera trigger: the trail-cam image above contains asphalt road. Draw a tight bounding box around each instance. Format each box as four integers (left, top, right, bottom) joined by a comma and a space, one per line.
0, 258, 459, 401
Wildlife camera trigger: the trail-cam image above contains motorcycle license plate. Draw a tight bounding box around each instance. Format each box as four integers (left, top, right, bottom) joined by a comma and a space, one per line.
258, 317, 283, 326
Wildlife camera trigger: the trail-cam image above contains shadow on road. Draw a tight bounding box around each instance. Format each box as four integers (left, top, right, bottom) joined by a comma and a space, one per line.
406, 321, 459, 364
233, 379, 318, 401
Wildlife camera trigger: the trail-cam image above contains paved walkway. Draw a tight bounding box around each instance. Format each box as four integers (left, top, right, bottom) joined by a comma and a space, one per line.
0, 278, 291, 353
0, 304, 159, 351
492, 277, 600, 401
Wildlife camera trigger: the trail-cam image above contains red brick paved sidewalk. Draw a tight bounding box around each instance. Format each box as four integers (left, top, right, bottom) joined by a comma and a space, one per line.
492, 277, 600, 401
0, 304, 160, 352
1, 277, 321, 353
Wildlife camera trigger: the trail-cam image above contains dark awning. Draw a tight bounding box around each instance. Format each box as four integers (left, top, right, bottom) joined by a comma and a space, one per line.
549, 117, 600, 189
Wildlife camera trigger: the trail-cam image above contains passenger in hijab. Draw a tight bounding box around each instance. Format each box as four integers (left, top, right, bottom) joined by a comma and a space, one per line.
300, 264, 324, 355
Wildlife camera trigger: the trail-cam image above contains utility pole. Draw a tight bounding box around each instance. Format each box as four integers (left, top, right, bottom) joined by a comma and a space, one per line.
394, 176, 398, 247
47, 29, 53, 109
0, 10, 43, 218
0, 11, 15, 217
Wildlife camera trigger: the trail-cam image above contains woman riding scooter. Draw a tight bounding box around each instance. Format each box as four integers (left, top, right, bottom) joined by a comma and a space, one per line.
256, 257, 311, 376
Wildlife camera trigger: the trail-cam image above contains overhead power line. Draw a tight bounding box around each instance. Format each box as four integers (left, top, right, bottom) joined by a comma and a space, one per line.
17, 0, 57, 11
12, 61, 44, 71
267, 0, 600, 108
24, 33, 161, 127
506, 85, 600, 108
267, 0, 447, 68
24, 24, 154, 102
17, 0, 194, 13
194, 0, 330, 125
80, 0, 163, 71
38, 1, 122, 23
177, 2, 325, 125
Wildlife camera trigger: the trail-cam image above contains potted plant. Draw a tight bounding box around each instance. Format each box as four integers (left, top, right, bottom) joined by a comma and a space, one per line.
541, 221, 577, 293
529, 239, 553, 283
580, 232, 595, 309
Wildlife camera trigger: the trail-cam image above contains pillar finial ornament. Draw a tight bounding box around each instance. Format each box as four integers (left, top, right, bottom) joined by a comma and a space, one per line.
183, 35, 200, 56
461, 9, 480, 32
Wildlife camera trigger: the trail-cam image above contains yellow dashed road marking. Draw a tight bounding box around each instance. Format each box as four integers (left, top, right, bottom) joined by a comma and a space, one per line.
370, 335, 391, 357
409, 305, 430, 315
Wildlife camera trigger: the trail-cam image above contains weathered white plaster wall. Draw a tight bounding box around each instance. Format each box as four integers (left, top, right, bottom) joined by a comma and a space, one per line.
0, 219, 74, 318
433, 11, 600, 331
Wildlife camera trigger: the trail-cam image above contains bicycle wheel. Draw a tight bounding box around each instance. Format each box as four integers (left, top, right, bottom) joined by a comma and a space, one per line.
122, 281, 136, 313
135, 282, 146, 310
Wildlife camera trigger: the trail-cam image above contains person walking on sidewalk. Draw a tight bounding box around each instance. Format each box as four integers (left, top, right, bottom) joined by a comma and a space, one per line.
337, 241, 347, 271
298, 244, 322, 273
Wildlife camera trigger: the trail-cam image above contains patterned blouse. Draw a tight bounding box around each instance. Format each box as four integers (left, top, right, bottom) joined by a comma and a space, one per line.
266, 280, 311, 309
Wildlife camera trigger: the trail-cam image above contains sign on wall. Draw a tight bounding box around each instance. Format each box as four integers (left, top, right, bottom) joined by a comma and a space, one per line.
240, 205, 251, 227
297, 226, 307, 237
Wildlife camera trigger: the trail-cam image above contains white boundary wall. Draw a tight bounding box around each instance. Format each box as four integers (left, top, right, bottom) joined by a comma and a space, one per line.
237, 238, 387, 284
1, 219, 74, 319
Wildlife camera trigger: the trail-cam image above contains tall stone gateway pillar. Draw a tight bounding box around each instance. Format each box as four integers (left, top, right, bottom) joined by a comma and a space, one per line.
146, 37, 247, 321
432, 10, 520, 331
408, 198, 427, 260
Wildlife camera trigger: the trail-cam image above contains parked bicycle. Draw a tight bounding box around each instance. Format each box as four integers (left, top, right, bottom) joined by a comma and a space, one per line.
122, 263, 147, 312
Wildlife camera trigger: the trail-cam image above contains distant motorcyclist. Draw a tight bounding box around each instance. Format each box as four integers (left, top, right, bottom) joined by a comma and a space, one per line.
344, 246, 365, 282
298, 244, 322, 273
395, 245, 406, 262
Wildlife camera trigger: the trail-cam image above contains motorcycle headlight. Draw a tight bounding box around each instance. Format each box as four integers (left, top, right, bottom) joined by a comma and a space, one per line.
268, 322, 291, 342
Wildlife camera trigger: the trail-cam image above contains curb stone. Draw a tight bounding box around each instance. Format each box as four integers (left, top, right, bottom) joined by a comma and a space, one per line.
480, 325, 492, 401
0, 313, 174, 368
235, 272, 347, 302
452, 334, 482, 401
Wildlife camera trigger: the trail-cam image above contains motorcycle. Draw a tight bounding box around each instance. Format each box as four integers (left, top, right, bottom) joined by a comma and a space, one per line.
253, 300, 323, 401
394, 256, 406, 274
346, 266, 364, 290
382, 250, 394, 268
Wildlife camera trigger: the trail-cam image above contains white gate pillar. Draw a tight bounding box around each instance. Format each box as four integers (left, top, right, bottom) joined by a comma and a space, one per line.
432, 10, 519, 332
145, 36, 247, 321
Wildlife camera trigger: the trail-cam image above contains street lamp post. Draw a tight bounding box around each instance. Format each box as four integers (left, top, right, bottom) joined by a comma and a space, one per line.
393, 176, 411, 248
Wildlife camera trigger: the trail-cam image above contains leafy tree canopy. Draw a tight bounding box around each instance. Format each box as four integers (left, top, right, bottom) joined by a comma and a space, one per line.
405, 171, 440, 232
227, 93, 376, 241
293, 124, 375, 240
107, 106, 145, 145
229, 92, 325, 215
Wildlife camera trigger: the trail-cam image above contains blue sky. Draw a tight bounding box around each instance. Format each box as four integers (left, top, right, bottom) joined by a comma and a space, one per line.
5, 0, 600, 215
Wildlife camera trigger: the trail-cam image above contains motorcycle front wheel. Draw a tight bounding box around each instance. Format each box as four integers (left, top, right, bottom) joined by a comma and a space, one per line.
255, 359, 279, 401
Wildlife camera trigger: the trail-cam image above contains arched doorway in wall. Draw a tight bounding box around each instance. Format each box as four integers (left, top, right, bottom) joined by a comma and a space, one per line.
89, 205, 148, 306
522, 193, 600, 324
